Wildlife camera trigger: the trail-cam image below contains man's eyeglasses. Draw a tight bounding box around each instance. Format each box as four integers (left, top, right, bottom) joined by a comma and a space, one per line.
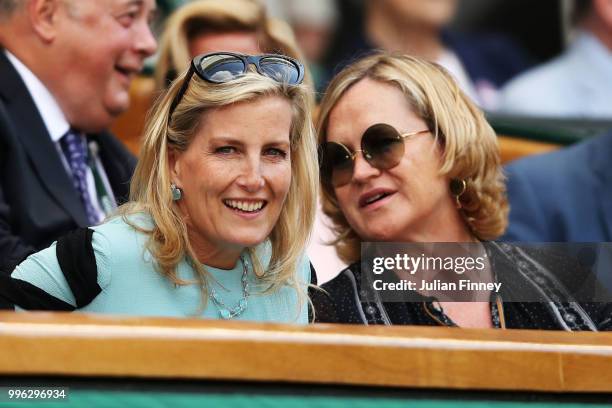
168, 52, 305, 121
319, 123, 430, 188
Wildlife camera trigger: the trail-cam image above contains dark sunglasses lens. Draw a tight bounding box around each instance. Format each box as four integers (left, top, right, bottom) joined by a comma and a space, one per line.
259, 57, 300, 84
199, 54, 246, 83
363, 124, 404, 169
321, 143, 353, 188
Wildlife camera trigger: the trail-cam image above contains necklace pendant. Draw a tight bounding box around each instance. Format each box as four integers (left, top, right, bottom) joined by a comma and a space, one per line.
209, 255, 249, 320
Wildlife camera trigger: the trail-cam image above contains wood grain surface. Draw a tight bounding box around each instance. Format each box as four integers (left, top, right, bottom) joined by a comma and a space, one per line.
1, 312, 611, 392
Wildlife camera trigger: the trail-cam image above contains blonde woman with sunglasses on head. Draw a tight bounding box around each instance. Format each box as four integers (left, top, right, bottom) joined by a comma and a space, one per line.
4, 53, 318, 323
311, 52, 612, 331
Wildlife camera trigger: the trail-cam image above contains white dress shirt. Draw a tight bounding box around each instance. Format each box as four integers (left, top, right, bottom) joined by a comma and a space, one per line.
498, 31, 612, 118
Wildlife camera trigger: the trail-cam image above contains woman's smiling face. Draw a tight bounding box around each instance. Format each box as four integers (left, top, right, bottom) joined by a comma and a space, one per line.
170, 95, 293, 266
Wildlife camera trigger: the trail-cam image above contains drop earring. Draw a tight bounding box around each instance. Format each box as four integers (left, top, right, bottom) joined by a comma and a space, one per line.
450, 179, 466, 209
171, 183, 182, 201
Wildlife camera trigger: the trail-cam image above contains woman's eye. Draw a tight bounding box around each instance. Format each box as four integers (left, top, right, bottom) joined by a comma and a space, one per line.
264, 148, 288, 159
215, 146, 238, 155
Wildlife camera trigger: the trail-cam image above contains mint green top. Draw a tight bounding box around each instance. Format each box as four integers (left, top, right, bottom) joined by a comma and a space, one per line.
12, 214, 310, 323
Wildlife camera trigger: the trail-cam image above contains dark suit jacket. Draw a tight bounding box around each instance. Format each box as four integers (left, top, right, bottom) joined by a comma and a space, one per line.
442, 31, 533, 90
0, 50, 136, 274
503, 131, 612, 243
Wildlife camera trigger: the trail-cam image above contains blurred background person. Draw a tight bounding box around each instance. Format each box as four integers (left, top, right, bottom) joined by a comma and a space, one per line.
263, 0, 339, 91
311, 52, 610, 330
497, 0, 612, 289
504, 125, 612, 243
0, 0, 156, 275
502, 129, 612, 289
498, 0, 612, 118
320, 0, 532, 109
155, 0, 305, 90
5, 53, 317, 322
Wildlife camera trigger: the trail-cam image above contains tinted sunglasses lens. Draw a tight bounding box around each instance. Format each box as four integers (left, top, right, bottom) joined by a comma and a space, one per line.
259, 57, 301, 84
321, 143, 354, 188
362, 123, 404, 169
199, 54, 246, 83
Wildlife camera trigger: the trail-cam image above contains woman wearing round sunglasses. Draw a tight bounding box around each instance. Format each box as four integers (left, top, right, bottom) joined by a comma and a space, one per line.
311, 52, 611, 330
7, 53, 318, 322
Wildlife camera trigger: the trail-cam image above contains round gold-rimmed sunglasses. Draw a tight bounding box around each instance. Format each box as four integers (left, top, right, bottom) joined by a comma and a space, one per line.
319, 123, 430, 188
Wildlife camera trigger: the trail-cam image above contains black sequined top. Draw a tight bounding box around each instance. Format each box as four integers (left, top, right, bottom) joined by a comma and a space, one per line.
311, 242, 612, 331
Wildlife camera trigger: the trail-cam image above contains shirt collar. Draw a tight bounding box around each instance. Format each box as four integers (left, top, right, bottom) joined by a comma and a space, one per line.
4, 50, 70, 143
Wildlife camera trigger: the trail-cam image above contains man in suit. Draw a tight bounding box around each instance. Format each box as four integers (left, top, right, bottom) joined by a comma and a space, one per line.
0, 0, 157, 273
498, 0, 612, 118
503, 131, 612, 242
503, 131, 612, 290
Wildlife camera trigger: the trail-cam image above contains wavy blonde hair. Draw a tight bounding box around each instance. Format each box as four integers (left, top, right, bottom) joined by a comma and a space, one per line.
155, 0, 305, 90
120, 68, 318, 310
317, 52, 508, 264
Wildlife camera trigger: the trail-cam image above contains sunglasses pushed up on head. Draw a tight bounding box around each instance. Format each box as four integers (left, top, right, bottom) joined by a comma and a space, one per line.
168, 52, 305, 121
319, 123, 430, 189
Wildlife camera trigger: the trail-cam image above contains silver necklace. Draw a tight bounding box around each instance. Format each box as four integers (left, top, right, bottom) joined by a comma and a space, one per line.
209, 256, 249, 319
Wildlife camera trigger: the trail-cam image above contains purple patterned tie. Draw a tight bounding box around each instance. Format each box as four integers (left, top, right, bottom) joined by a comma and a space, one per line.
60, 130, 99, 225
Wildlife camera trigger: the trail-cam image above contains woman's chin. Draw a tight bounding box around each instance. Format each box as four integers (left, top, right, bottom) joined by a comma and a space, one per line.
226, 233, 269, 249
360, 229, 397, 242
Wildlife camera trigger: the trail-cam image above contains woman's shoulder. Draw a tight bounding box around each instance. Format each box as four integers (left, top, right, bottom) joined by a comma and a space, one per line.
92, 211, 155, 267
312, 262, 364, 324
10, 226, 115, 309
297, 252, 313, 285
320, 262, 360, 293
10, 212, 154, 309
93, 212, 153, 239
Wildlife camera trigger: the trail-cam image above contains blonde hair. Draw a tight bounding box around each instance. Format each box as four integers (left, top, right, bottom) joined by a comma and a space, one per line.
317, 52, 508, 264
121, 69, 318, 311
155, 0, 305, 90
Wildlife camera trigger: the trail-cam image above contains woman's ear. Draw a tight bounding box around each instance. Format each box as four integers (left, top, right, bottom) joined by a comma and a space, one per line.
168, 148, 182, 186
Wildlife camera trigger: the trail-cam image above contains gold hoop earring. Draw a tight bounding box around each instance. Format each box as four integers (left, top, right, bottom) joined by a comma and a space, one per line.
450, 179, 466, 209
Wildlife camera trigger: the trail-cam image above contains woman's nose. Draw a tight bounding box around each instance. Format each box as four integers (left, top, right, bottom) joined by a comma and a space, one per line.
236, 157, 265, 192
351, 153, 381, 183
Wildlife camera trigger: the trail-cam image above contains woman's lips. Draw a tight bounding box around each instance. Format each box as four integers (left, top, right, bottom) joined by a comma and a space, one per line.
360, 191, 395, 211
358, 188, 396, 208
223, 199, 268, 219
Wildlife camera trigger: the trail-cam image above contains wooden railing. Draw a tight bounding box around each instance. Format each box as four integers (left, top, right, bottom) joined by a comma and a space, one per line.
497, 136, 559, 163
1, 312, 612, 392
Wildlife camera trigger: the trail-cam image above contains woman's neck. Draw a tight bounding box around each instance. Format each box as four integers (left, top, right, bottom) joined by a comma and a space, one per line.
365, 5, 445, 61
400, 206, 477, 244
196, 250, 241, 270
188, 233, 243, 270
